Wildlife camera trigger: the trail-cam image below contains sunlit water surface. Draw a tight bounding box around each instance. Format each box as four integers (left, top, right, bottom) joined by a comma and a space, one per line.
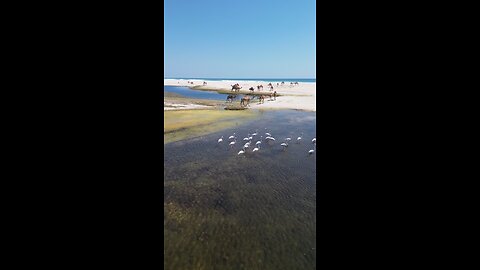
164, 85, 227, 100
164, 110, 316, 270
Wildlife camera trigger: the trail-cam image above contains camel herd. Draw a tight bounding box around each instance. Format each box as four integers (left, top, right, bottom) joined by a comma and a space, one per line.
226, 82, 288, 107
226, 92, 275, 107
231, 81, 299, 94
231, 83, 273, 93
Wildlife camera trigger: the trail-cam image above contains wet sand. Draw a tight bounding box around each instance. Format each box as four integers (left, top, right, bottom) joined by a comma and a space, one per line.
164, 109, 259, 144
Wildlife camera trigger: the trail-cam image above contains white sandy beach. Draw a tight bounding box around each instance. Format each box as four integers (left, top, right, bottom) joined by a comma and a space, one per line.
164, 101, 212, 111
164, 79, 316, 112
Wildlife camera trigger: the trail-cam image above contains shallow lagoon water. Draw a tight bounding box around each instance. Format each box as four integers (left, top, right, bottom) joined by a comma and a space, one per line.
165, 85, 227, 100
164, 110, 316, 270
164, 85, 250, 103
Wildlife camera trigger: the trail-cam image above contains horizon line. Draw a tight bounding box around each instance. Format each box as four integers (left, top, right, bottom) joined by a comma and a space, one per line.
164, 77, 316, 79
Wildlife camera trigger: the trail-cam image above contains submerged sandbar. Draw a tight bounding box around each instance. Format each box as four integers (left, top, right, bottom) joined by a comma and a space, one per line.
164, 109, 258, 144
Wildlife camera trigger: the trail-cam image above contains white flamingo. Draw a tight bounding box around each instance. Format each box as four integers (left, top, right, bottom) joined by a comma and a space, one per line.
285, 137, 292, 142
265, 132, 272, 137
312, 138, 316, 143
229, 141, 236, 147
238, 149, 245, 155
280, 142, 288, 150
255, 140, 261, 146
308, 149, 315, 154
218, 136, 223, 143
229, 133, 236, 140
252, 146, 260, 152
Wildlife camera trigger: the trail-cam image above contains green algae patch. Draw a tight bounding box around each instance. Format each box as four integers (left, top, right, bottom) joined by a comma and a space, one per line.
164, 109, 258, 144
164, 91, 186, 98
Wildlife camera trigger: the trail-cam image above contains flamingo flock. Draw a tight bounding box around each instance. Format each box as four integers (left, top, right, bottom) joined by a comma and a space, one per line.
216, 130, 316, 156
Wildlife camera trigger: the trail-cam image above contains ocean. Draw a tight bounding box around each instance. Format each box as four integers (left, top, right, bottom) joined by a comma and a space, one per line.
165, 78, 316, 83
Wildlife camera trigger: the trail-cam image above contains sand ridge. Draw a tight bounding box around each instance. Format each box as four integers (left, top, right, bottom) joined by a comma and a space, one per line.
164, 79, 316, 112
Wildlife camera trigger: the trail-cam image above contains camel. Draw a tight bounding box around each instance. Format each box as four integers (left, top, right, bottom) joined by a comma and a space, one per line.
240, 95, 252, 107
226, 95, 236, 103
231, 84, 242, 92
258, 95, 265, 104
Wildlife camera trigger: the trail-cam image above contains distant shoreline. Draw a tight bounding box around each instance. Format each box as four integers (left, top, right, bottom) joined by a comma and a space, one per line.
164, 79, 316, 111
164, 78, 316, 83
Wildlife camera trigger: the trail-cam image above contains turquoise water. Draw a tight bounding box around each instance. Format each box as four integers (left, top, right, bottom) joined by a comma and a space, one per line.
164, 86, 249, 102
164, 86, 228, 101
164, 109, 316, 270
165, 78, 316, 83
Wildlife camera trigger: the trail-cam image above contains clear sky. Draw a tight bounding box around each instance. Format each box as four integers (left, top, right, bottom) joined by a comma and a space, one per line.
164, 0, 316, 78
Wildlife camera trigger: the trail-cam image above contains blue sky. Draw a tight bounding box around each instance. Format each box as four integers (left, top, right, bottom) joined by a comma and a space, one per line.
164, 0, 316, 78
